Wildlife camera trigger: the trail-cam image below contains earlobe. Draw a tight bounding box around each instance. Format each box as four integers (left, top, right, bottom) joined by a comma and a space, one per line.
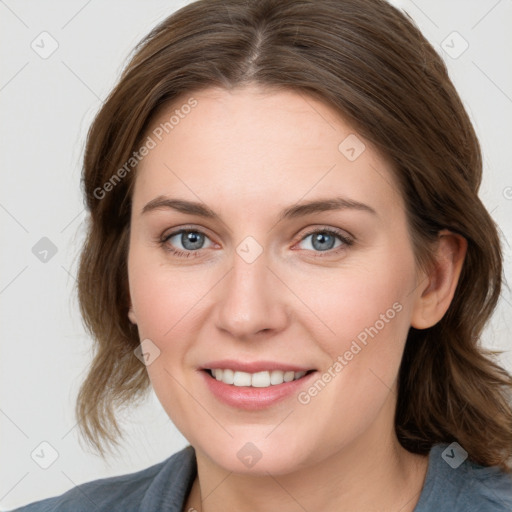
411, 230, 467, 330
128, 305, 137, 324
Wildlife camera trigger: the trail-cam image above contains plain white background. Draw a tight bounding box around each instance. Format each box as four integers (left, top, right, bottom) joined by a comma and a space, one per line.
1, 0, 511, 508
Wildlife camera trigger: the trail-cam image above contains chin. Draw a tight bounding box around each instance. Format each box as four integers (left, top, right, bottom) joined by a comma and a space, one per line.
192, 431, 319, 476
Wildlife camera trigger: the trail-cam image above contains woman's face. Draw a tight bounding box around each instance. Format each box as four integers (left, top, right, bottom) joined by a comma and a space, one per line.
127, 85, 426, 474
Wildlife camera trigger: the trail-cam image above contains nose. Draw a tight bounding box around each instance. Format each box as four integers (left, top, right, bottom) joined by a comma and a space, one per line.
214, 248, 289, 340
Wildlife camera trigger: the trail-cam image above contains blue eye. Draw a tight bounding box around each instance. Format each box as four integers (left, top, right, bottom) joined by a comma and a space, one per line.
161, 229, 213, 258
297, 228, 353, 255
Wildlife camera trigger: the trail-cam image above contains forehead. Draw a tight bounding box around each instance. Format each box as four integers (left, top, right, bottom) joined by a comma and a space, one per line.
133, 85, 404, 220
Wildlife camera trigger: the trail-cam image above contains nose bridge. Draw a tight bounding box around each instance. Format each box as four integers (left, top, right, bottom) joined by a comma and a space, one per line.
214, 238, 287, 338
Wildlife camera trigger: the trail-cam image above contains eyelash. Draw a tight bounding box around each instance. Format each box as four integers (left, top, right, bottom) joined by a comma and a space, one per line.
159, 226, 354, 259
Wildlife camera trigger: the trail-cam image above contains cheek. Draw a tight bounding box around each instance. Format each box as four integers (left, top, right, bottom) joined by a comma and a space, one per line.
300, 261, 413, 355
295, 253, 416, 414
127, 247, 207, 427
289, 262, 414, 446
128, 243, 208, 339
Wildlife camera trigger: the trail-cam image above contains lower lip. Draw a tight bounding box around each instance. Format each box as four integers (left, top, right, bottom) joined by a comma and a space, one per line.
200, 370, 317, 410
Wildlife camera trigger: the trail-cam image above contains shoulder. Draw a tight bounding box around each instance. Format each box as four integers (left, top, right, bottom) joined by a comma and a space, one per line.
7, 445, 196, 512
415, 443, 512, 512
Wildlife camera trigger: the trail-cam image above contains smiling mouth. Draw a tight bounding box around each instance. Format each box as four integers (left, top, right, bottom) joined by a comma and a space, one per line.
204, 368, 316, 388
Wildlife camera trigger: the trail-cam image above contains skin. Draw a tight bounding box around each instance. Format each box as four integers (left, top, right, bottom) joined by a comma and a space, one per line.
127, 85, 467, 512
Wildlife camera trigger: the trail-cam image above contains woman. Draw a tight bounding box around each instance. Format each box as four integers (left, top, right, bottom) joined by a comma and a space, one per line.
11, 0, 512, 510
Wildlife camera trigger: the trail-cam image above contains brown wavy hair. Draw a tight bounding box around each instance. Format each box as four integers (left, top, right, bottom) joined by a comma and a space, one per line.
75, 0, 512, 470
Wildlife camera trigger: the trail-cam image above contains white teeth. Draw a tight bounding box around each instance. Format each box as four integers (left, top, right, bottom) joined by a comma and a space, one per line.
233, 371, 252, 387
283, 371, 295, 382
270, 370, 284, 385
209, 369, 310, 387
251, 371, 270, 388
223, 368, 234, 384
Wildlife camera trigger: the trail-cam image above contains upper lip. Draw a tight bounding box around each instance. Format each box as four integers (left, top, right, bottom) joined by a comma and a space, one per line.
201, 359, 315, 373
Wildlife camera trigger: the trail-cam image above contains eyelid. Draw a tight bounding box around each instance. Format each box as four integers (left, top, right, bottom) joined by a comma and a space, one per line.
295, 225, 353, 243
161, 224, 214, 241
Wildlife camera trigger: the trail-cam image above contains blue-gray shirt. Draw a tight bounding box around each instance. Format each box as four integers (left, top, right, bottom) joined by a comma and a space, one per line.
8, 443, 512, 511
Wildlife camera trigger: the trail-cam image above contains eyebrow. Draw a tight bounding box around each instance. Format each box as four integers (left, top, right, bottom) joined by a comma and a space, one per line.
141, 195, 377, 221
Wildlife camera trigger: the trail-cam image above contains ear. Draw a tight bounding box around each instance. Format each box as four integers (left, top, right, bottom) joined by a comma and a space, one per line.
128, 303, 138, 324
411, 230, 467, 329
